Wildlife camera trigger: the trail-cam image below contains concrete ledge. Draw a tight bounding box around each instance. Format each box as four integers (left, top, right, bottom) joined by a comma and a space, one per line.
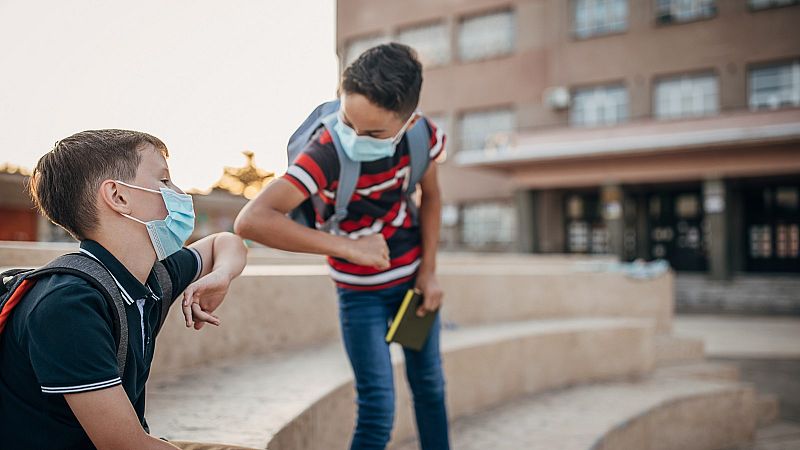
147, 318, 654, 449
594, 381, 756, 450
654, 361, 740, 382
0, 242, 615, 267
757, 393, 780, 427
392, 375, 757, 450
654, 334, 705, 367
150, 265, 671, 376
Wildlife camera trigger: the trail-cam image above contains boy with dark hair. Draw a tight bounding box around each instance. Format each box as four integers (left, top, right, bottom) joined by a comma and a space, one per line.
0, 129, 248, 449
235, 43, 450, 449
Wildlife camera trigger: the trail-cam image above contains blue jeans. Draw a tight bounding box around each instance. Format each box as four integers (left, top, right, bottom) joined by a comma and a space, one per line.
337, 281, 450, 450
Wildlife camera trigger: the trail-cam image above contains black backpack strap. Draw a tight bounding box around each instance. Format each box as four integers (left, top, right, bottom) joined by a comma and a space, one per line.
152, 261, 173, 336
29, 254, 129, 378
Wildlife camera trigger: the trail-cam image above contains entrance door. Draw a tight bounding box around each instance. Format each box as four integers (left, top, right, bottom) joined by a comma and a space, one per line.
564, 192, 609, 254
647, 191, 707, 271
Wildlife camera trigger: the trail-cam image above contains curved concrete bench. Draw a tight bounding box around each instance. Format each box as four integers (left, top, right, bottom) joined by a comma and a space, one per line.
146, 317, 654, 449
391, 373, 756, 450
149, 264, 671, 376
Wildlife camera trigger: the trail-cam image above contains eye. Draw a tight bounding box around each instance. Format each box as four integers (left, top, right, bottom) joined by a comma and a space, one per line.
160, 178, 170, 184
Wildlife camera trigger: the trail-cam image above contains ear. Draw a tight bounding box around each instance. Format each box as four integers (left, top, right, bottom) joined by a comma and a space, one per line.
98, 180, 133, 215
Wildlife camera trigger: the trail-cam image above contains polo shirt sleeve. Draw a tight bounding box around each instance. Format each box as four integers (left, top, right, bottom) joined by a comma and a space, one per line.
26, 283, 121, 395
161, 247, 202, 304
424, 117, 447, 163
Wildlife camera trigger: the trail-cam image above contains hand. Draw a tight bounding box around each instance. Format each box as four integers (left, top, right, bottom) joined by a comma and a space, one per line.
414, 271, 444, 317
181, 270, 232, 330
346, 233, 390, 269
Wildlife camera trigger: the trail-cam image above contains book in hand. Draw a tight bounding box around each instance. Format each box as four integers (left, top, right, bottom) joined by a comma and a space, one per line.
385, 289, 437, 351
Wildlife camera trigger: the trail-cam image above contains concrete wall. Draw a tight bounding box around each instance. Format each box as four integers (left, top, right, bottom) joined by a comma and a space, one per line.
148, 263, 673, 377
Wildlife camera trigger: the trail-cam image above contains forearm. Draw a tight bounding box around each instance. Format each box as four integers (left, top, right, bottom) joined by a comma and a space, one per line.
235, 207, 351, 260
209, 232, 248, 282
418, 191, 442, 274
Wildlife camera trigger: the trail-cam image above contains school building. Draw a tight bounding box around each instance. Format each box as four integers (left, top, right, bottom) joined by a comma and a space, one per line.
337, 0, 800, 312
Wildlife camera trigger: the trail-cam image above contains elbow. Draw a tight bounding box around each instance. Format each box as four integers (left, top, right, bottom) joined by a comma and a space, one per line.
234, 206, 281, 244
233, 212, 253, 240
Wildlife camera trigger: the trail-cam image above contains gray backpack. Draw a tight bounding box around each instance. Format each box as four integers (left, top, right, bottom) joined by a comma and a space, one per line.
0, 253, 174, 378
286, 99, 432, 234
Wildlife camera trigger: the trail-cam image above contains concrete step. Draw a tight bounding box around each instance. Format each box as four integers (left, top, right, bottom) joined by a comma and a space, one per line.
756, 393, 780, 428
725, 421, 800, 450
150, 264, 672, 377
654, 334, 705, 367
146, 317, 654, 449
655, 361, 740, 382
655, 364, 781, 429
393, 372, 757, 450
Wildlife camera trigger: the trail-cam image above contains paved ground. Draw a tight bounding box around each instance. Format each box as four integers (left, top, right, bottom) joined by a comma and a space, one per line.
673, 315, 800, 359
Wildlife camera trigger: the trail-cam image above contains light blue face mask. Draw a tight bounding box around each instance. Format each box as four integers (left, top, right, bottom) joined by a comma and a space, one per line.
333, 111, 417, 162
116, 180, 195, 261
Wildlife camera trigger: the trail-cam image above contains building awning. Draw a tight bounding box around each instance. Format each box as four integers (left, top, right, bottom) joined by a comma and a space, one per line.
456, 108, 800, 169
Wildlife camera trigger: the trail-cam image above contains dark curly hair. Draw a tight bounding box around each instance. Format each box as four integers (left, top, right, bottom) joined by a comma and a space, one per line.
340, 42, 423, 119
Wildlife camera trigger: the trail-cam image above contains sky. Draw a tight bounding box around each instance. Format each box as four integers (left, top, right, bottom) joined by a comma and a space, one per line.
0, 0, 339, 191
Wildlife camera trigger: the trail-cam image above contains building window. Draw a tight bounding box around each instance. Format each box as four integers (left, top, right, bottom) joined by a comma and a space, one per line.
654, 73, 719, 119
749, 0, 799, 10
458, 108, 516, 152
655, 0, 716, 24
397, 22, 451, 68
344, 34, 390, 67
749, 60, 800, 110
457, 10, 515, 62
461, 202, 516, 247
570, 84, 629, 127
574, 0, 628, 39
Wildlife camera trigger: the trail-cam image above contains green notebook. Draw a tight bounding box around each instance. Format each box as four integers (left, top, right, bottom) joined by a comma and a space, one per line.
385, 289, 437, 351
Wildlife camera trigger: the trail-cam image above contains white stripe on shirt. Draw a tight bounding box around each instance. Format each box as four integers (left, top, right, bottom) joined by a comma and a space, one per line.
41, 377, 122, 394
430, 126, 445, 158
287, 165, 319, 195
329, 259, 421, 286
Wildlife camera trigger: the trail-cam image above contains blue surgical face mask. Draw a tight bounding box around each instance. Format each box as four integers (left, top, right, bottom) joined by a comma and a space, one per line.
333, 111, 417, 162
115, 180, 195, 261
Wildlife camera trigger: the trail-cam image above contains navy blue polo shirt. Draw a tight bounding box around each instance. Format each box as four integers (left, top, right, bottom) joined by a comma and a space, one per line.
0, 240, 201, 449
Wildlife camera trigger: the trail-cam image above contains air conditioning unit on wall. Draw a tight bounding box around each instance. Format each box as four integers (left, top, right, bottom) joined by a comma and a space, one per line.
544, 86, 571, 110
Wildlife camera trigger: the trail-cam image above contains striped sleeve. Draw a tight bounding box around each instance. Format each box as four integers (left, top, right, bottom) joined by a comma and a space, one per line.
283, 131, 339, 199
426, 117, 447, 163
26, 284, 121, 395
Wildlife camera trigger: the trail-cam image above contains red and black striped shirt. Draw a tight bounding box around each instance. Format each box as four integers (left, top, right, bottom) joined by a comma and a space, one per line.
283, 117, 446, 291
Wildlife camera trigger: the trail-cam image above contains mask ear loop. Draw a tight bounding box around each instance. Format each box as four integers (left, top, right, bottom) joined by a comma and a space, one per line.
392, 112, 419, 145
121, 213, 148, 225
114, 180, 162, 195
113, 180, 166, 224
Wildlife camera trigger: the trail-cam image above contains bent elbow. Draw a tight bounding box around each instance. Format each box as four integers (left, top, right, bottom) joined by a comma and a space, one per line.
233, 212, 253, 239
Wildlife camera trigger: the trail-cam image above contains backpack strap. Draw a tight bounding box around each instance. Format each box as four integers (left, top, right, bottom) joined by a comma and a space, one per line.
28, 254, 129, 378
152, 261, 173, 336
403, 118, 432, 225
320, 112, 361, 235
